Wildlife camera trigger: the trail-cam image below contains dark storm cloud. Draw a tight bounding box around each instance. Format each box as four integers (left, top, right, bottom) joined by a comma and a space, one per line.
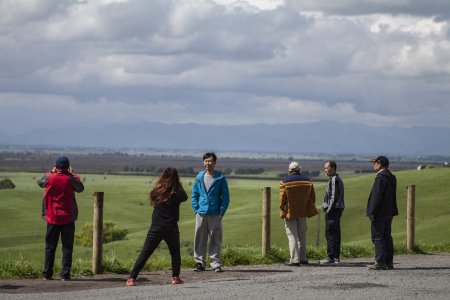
0, 0, 449, 135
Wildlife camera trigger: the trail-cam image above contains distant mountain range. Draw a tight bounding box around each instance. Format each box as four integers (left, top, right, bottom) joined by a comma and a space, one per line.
1, 122, 449, 156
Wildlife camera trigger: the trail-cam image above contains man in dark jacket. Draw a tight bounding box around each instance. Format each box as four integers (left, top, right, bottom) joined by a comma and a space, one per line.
37, 156, 84, 280
320, 161, 344, 264
367, 156, 398, 270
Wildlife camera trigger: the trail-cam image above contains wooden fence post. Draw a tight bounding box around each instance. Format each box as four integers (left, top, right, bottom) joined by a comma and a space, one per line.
406, 185, 415, 252
316, 209, 321, 248
262, 187, 271, 256
93, 192, 104, 274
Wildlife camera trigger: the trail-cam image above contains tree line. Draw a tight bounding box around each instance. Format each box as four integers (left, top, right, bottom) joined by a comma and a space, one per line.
121, 166, 322, 177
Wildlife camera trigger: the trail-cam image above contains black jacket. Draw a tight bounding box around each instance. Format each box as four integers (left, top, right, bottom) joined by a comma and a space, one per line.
323, 174, 345, 214
151, 189, 188, 230
367, 169, 398, 219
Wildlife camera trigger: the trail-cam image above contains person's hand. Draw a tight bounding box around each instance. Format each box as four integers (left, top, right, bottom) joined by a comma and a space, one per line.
368, 215, 375, 222
68, 166, 73, 173
51, 167, 56, 173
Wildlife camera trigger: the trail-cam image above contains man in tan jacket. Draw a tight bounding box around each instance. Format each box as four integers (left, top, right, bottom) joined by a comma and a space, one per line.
280, 162, 318, 266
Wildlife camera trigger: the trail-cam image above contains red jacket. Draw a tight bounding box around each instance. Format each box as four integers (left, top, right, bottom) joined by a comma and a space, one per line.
38, 169, 84, 225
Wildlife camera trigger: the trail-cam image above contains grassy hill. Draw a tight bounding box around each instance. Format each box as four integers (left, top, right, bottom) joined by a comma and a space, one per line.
0, 168, 449, 265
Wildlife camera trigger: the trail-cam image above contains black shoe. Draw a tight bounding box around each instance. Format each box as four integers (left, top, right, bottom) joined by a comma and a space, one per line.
194, 263, 205, 272
284, 261, 300, 267
61, 276, 71, 281
367, 263, 388, 270
387, 263, 394, 270
43, 277, 53, 281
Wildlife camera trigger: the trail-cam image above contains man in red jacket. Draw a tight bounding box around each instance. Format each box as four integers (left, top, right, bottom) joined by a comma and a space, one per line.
37, 156, 84, 280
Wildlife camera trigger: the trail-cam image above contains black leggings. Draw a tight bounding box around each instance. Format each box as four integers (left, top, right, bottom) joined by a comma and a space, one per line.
130, 226, 181, 278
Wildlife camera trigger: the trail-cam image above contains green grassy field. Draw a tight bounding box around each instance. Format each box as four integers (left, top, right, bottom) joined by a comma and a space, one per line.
1, 168, 449, 266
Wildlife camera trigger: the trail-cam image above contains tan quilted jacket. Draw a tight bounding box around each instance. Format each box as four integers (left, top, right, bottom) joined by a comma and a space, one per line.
279, 181, 319, 219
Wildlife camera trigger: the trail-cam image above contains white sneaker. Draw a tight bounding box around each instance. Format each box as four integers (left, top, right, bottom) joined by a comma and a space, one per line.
319, 258, 335, 264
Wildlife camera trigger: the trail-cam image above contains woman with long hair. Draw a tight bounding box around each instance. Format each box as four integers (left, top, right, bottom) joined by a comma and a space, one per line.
126, 167, 188, 286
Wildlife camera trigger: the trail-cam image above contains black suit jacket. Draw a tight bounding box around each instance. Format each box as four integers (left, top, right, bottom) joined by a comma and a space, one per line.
367, 168, 398, 219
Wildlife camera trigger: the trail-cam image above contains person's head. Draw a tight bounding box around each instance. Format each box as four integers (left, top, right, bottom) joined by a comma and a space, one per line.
370, 156, 389, 172
324, 161, 337, 176
55, 156, 70, 170
203, 152, 217, 173
150, 167, 182, 207
288, 161, 301, 174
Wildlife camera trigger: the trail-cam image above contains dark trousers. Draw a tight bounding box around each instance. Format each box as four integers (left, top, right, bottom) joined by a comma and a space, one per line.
325, 209, 343, 260
371, 217, 394, 266
43, 222, 75, 279
130, 226, 181, 279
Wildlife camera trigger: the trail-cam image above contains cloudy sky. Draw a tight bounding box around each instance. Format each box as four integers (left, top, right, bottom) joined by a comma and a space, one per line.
1, 0, 450, 136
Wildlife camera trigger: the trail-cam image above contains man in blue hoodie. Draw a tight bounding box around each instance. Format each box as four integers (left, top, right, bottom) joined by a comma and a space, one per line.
192, 152, 230, 272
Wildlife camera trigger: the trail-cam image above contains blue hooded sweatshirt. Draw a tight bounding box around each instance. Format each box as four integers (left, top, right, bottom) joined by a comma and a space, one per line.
191, 170, 230, 216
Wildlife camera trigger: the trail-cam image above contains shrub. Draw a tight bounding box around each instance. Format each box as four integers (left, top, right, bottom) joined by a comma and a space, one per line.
220, 168, 233, 175
102, 252, 132, 274
0, 178, 15, 189
0, 256, 39, 279
222, 247, 253, 265
235, 167, 264, 175
75, 221, 128, 247
341, 244, 372, 258
354, 169, 373, 174
2, 242, 450, 279
310, 170, 321, 177
178, 167, 195, 175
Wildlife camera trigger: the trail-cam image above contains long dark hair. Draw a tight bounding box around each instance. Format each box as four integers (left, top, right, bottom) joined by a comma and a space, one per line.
150, 168, 183, 207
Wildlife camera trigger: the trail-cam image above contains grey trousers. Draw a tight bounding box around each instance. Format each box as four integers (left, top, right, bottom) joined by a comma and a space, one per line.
194, 214, 223, 269
284, 218, 308, 263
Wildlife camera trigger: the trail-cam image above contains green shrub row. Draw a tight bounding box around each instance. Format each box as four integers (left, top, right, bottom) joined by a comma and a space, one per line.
75, 222, 128, 247
1, 242, 449, 279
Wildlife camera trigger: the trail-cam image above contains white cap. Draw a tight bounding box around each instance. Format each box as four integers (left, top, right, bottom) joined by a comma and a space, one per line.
289, 161, 300, 171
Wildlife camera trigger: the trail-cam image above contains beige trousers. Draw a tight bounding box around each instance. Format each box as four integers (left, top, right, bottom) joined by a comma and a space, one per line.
284, 218, 308, 263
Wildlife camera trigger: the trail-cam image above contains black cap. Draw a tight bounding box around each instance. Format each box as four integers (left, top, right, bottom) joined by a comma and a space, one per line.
55, 156, 70, 169
370, 156, 389, 167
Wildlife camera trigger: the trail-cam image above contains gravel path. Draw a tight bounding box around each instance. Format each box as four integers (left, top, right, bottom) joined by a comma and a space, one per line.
1, 254, 449, 299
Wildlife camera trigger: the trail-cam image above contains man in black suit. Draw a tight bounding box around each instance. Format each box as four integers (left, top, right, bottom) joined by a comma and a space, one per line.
367, 156, 398, 270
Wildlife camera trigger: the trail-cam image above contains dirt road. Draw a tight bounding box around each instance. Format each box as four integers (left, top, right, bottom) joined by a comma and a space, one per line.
1, 254, 449, 299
